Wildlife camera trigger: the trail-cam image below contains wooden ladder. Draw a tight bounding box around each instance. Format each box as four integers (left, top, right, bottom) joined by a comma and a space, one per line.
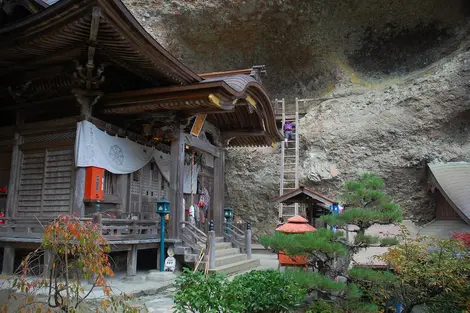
276, 98, 301, 219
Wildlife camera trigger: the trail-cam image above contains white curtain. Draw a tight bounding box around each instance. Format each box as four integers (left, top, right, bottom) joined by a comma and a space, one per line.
75, 120, 154, 174
75, 121, 199, 193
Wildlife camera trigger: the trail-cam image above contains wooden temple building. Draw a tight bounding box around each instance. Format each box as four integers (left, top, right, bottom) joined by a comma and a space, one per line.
273, 186, 334, 228
0, 0, 282, 275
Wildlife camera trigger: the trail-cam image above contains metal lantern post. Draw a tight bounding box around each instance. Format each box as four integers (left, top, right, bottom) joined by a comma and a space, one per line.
224, 207, 233, 236
156, 197, 171, 272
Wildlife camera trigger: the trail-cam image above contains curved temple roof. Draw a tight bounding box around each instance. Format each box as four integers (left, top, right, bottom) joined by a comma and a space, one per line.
0, 0, 201, 86
0, 0, 282, 147
428, 162, 470, 225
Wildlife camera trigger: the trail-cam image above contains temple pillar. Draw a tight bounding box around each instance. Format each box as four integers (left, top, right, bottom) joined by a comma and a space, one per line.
126, 245, 138, 277
212, 149, 225, 236
6, 133, 21, 219
169, 128, 185, 239
2, 246, 15, 275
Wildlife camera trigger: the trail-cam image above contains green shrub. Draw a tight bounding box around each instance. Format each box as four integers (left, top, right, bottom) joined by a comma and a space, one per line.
173, 268, 244, 313
230, 270, 306, 313
307, 300, 342, 313
173, 269, 305, 313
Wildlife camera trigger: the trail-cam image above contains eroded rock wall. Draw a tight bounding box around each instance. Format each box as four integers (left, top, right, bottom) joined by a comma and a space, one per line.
123, 0, 470, 236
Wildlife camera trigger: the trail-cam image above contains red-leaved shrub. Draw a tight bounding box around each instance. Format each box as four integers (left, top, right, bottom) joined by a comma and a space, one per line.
452, 232, 470, 247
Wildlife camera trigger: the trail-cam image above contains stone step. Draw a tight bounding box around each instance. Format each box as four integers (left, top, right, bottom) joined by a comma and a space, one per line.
174, 246, 192, 255
215, 237, 225, 243
184, 253, 202, 263
215, 247, 239, 258
215, 242, 232, 250
215, 254, 247, 267
209, 258, 260, 275
252, 244, 273, 255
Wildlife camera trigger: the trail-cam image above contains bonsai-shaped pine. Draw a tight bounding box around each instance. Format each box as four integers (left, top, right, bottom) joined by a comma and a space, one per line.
260, 173, 403, 312
0, 215, 141, 313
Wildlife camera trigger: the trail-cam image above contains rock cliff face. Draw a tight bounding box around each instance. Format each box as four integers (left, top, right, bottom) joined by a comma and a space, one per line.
124, 0, 470, 236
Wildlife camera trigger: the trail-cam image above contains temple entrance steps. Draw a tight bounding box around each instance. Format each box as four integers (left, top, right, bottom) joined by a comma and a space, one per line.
178, 238, 260, 275
208, 242, 260, 275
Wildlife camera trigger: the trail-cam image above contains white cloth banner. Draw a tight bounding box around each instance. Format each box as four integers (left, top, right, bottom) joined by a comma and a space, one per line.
76, 121, 199, 193
75, 121, 154, 174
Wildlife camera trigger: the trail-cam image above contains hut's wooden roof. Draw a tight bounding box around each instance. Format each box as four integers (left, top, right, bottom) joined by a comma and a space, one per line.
273, 185, 335, 206
0, 0, 282, 147
428, 162, 470, 225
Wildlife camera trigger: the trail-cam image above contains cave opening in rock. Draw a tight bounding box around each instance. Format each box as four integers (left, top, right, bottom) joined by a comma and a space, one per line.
348, 22, 458, 77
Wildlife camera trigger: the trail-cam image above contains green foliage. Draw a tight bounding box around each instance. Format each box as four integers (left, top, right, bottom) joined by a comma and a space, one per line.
231, 270, 306, 313
260, 173, 404, 313
307, 300, 341, 313
285, 271, 347, 293
260, 228, 347, 257
322, 173, 402, 233
173, 269, 304, 313
348, 267, 396, 285
173, 269, 244, 313
380, 233, 470, 312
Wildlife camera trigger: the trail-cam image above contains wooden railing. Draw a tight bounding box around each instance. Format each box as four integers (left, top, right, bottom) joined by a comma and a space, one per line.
223, 222, 246, 251
180, 222, 207, 254
97, 219, 160, 241
0, 217, 161, 242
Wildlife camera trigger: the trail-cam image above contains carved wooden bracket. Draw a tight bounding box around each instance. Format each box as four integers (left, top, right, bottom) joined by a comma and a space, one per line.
73, 7, 105, 90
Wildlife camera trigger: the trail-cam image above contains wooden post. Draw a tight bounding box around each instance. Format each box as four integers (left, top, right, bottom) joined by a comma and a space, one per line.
6, 133, 21, 218
212, 149, 225, 236
43, 249, 53, 279
116, 174, 128, 217
88, 212, 101, 284
126, 245, 138, 277
245, 222, 252, 260
73, 93, 95, 217
294, 98, 300, 216
169, 128, 185, 239
208, 221, 216, 270
279, 98, 285, 218
2, 246, 15, 275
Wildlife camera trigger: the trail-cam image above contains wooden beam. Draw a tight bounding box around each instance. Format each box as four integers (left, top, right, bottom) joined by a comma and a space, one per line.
0, 116, 78, 137
82, 116, 152, 146
19, 139, 75, 151
221, 130, 266, 138
183, 133, 220, 157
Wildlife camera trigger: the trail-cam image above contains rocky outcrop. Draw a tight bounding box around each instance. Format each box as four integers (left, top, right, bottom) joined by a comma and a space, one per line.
224, 148, 280, 239
300, 50, 470, 222
123, 0, 470, 234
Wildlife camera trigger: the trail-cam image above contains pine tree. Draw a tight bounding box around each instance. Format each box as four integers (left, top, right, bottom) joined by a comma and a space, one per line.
260, 173, 403, 313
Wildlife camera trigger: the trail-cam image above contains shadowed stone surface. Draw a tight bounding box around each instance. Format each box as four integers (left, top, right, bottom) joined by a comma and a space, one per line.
122, 0, 470, 235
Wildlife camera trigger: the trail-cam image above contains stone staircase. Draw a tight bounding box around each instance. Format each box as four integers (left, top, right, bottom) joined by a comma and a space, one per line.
175, 223, 259, 275
208, 238, 260, 275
